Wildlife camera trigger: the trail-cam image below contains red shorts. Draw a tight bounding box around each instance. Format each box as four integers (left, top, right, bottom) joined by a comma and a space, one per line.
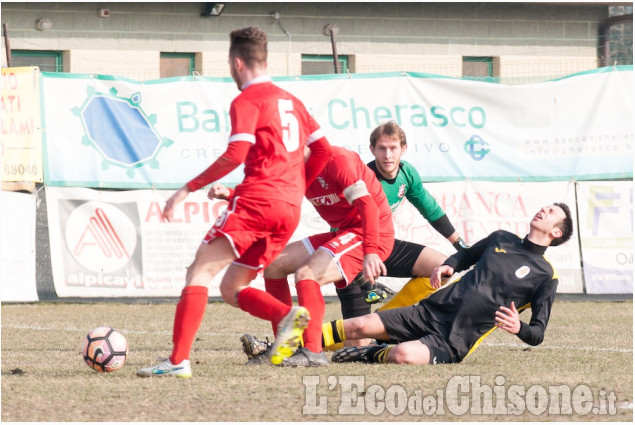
203, 196, 301, 270
303, 229, 394, 288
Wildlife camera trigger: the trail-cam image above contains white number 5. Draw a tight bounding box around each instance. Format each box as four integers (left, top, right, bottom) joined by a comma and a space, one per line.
278, 99, 300, 152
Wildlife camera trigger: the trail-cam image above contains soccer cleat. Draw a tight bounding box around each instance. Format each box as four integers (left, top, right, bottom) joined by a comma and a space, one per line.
280, 348, 329, 367
244, 350, 276, 366
240, 334, 272, 359
269, 306, 310, 365
136, 358, 192, 378
331, 343, 388, 363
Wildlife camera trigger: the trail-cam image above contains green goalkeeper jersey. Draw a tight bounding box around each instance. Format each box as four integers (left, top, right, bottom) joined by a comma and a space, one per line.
367, 160, 453, 236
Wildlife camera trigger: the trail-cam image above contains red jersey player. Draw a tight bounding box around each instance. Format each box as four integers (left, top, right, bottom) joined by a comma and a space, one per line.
137, 27, 331, 378
239, 146, 395, 366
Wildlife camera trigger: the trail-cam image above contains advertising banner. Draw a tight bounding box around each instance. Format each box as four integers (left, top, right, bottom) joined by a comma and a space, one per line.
41, 68, 633, 189
46, 181, 582, 298
577, 181, 633, 294
46, 187, 330, 298
388, 180, 583, 294
0, 191, 38, 302
1, 67, 43, 183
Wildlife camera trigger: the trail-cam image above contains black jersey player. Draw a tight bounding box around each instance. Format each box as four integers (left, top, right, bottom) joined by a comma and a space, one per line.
329, 203, 574, 365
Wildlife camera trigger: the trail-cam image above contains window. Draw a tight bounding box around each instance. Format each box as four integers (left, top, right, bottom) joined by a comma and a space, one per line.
11, 50, 63, 72
462, 56, 496, 81
301, 54, 349, 75
605, 6, 633, 66
160, 53, 195, 78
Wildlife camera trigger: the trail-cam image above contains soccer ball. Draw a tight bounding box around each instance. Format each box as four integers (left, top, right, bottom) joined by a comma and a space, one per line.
82, 326, 128, 373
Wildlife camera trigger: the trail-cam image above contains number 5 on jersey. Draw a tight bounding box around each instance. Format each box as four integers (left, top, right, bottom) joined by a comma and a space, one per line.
278, 99, 300, 152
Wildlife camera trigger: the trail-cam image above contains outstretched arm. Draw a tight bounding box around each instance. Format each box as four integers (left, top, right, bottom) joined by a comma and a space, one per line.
164, 141, 250, 222
185, 141, 250, 193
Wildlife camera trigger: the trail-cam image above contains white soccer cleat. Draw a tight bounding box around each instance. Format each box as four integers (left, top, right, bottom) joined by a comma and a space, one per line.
136, 358, 192, 378
269, 306, 310, 365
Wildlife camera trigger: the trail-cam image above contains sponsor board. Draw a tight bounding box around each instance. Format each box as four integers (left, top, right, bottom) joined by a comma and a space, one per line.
46, 181, 586, 297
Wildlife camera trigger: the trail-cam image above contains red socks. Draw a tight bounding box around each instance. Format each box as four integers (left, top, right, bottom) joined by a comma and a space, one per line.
265, 277, 292, 306
264, 277, 292, 335
170, 285, 208, 365
296, 279, 325, 353
170, 284, 295, 365
237, 286, 292, 330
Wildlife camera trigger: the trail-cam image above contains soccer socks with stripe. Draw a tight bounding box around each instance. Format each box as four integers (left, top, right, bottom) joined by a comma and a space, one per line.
237, 286, 292, 328
377, 277, 436, 312
323, 284, 371, 351
366, 345, 393, 363
322, 278, 437, 351
296, 279, 325, 353
322, 319, 346, 347
170, 285, 209, 365
264, 277, 293, 336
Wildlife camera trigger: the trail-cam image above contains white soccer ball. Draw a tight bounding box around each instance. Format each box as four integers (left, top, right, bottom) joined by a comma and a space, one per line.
82, 326, 128, 373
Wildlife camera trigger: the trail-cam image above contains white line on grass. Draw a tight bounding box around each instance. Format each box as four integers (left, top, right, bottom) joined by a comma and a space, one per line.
3, 323, 244, 337
481, 341, 633, 353
4, 324, 633, 353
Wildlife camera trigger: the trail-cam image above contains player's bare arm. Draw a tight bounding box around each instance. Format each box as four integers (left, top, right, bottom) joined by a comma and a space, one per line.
163, 143, 249, 223
162, 186, 190, 222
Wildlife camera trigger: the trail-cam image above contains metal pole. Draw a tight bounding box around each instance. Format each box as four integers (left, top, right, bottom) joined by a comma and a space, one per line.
328, 27, 339, 74
3, 23, 12, 67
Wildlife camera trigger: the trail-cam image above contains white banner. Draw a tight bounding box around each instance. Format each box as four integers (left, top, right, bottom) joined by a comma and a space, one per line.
0, 191, 38, 302
387, 180, 583, 294
46, 181, 583, 298
45, 187, 329, 297
577, 181, 633, 294
41, 68, 633, 189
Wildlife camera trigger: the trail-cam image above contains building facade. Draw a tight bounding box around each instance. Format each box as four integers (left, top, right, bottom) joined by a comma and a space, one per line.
0, 2, 629, 83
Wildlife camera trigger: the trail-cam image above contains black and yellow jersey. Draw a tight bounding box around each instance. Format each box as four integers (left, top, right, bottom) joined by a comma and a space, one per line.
419, 230, 558, 361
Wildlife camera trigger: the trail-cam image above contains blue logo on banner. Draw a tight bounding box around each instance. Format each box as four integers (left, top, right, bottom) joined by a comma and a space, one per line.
464, 135, 490, 161
72, 87, 174, 177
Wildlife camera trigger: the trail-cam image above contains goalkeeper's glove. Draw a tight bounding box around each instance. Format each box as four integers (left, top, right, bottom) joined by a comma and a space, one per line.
353, 272, 395, 304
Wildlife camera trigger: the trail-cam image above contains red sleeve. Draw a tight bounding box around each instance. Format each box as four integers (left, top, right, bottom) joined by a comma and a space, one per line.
352, 196, 380, 255
229, 97, 258, 143
305, 137, 331, 186
328, 152, 360, 188
186, 141, 251, 192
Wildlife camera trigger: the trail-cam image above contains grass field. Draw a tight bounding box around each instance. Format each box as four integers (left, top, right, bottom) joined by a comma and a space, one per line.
1, 300, 632, 422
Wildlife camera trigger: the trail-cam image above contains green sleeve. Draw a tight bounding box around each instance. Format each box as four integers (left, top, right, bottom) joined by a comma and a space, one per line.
402, 161, 446, 222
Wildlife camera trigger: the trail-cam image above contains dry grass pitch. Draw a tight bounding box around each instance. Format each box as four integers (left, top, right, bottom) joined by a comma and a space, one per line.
1, 299, 632, 422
